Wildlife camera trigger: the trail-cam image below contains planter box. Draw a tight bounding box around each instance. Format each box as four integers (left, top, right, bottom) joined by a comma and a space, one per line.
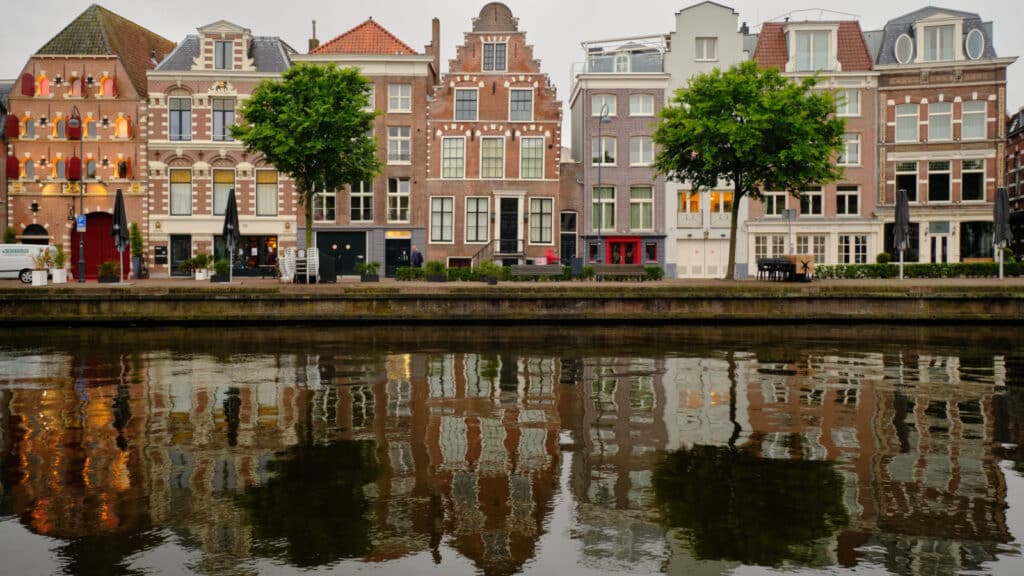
426, 275, 447, 282
98, 275, 119, 283
31, 270, 47, 287
51, 269, 68, 284
360, 274, 380, 282
195, 270, 209, 281
210, 274, 230, 283
481, 275, 499, 285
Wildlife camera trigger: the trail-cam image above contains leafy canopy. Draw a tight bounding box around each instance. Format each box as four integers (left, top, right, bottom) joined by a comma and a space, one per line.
232, 63, 381, 243
654, 60, 845, 199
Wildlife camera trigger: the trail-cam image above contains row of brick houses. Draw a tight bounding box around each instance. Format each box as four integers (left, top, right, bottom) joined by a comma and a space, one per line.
1, 2, 1021, 278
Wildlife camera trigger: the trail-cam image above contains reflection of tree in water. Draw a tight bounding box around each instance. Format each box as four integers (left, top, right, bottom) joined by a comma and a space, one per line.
653, 445, 849, 566
223, 388, 241, 447
238, 440, 380, 567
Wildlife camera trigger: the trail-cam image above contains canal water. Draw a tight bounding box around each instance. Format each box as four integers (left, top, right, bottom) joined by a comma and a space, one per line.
2, 326, 1023, 576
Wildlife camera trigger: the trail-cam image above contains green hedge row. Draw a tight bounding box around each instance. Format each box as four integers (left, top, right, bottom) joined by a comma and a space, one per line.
394, 264, 665, 282
815, 262, 1024, 279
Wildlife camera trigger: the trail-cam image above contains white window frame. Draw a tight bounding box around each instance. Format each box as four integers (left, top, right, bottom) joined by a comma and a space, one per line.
762, 192, 785, 217
695, 37, 718, 61
629, 136, 654, 166
629, 186, 654, 231
928, 102, 952, 142
793, 29, 832, 72
839, 235, 868, 264
430, 196, 454, 243
212, 168, 234, 216
169, 168, 192, 216
799, 187, 823, 216
387, 126, 411, 164
454, 88, 478, 121
520, 137, 544, 179
313, 190, 336, 223
961, 101, 986, 141
836, 185, 859, 216
387, 84, 411, 112
483, 42, 507, 72
466, 196, 490, 244
214, 41, 232, 70
838, 134, 860, 166
350, 180, 373, 222
529, 197, 554, 245
927, 160, 951, 203
364, 84, 376, 112
388, 177, 410, 222
921, 24, 955, 62
591, 93, 616, 117
679, 190, 701, 214
896, 161, 919, 203
255, 169, 279, 216
480, 137, 505, 179
509, 89, 533, 122
441, 137, 465, 179
168, 97, 191, 141
895, 104, 919, 143
797, 235, 827, 264
211, 97, 235, 142
711, 191, 733, 214
836, 89, 860, 117
629, 94, 654, 117
593, 186, 615, 230
592, 136, 616, 166
961, 159, 985, 203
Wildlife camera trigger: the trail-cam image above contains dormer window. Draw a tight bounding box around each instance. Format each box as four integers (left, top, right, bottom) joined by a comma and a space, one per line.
795, 31, 830, 72
215, 41, 232, 70
922, 25, 954, 61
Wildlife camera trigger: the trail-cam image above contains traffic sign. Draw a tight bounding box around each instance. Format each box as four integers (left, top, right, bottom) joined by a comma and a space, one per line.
76, 214, 86, 232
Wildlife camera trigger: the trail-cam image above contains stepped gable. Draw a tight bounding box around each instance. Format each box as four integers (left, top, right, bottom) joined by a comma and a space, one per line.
311, 18, 418, 55
35, 4, 174, 96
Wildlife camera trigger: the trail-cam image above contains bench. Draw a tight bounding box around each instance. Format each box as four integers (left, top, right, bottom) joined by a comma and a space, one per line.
510, 264, 563, 280
593, 264, 645, 280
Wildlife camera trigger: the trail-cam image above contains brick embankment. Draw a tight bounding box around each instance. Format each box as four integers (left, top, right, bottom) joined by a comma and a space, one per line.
1, 277, 1023, 325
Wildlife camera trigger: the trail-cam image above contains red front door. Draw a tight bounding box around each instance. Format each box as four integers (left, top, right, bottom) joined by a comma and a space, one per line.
71, 212, 127, 280
607, 239, 641, 264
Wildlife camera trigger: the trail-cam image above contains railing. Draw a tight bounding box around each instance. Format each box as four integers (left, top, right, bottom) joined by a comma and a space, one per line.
677, 212, 703, 228
471, 239, 525, 267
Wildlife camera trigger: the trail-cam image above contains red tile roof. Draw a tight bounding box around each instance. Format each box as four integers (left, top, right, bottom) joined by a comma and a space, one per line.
311, 18, 417, 55
754, 21, 873, 72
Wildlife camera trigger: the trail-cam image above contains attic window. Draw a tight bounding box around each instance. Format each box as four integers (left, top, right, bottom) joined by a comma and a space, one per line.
895, 34, 913, 64
965, 29, 984, 60
215, 41, 232, 70
922, 24, 954, 61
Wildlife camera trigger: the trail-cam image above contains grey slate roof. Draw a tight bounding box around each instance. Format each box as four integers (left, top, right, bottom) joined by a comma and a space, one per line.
0, 80, 13, 113
156, 35, 295, 72
875, 6, 997, 65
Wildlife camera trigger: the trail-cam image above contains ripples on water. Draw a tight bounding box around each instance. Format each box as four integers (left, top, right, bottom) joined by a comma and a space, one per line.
1, 326, 1024, 576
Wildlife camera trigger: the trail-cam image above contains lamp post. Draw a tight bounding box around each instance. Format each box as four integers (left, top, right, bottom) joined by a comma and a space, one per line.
70, 106, 85, 283
596, 102, 611, 264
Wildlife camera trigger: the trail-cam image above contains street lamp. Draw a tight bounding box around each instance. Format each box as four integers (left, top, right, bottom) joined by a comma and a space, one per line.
595, 102, 611, 264
69, 106, 85, 283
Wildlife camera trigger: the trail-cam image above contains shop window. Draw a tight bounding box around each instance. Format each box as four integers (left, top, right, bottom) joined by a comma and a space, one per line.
644, 242, 657, 262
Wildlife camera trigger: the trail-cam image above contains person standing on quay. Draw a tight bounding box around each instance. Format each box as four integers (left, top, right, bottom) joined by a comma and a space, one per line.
411, 245, 424, 268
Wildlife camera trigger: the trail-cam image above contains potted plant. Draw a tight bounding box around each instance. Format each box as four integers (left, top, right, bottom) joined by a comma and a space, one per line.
3, 226, 15, 244
129, 222, 144, 279
357, 261, 381, 282
476, 260, 501, 285
211, 258, 231, 283
51, 245, 68, 284
30, 247, 53, 286
177, 257, 195, 277
424, 260, 446, 282
192, 251, 212, 281
98, 260, 120, 283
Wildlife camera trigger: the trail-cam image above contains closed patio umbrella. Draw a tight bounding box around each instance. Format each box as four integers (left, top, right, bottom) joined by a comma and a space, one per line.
994, 187, 1012, 280
223, 188, 240, 283
111, 188, 129, 283
893, 189, 910, 280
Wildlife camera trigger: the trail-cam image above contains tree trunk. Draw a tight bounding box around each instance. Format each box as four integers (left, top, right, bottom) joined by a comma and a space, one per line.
725, 175, 745, 280
304, 182, 315, 248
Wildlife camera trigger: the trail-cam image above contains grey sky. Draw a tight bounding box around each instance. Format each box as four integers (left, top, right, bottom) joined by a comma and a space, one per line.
3, 0, 1021, 122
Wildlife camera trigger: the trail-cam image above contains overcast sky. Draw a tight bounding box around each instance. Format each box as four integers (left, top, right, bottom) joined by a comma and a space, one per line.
3, 0, 1022, 119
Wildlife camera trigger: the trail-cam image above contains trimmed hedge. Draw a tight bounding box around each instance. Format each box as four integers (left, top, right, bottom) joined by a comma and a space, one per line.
815, 262, 1024, 279
395, 263, 616, 281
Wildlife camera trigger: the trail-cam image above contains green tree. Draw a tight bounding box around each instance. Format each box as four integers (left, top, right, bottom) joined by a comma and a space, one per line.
232, 64, 381, 245
653, 61, 845, 279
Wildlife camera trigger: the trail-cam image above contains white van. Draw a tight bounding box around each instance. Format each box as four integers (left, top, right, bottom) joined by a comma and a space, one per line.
0, 244, 57, 283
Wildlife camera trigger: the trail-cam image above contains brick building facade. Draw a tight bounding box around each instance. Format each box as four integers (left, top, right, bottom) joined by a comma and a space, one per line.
1007, 108, 1024, 255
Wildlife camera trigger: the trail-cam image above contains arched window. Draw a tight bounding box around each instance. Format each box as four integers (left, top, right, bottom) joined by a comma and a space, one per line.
114, 116, 131, 138
70, 77, 83, 97
86, 159, 97, 179
84, 117, 96, 139
36, 73, 50, 97
54, 117, 67, 139
614, 53, 630, 73
56, 158, 66, 179
21, 115, 35, 138
100, 75, 115, 97
22, 157, 35, 179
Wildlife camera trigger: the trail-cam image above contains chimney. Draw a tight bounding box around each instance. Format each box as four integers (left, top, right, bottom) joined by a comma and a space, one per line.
427, 17, 440, 84
740, 22, 749, 35
308, 19, 319, 52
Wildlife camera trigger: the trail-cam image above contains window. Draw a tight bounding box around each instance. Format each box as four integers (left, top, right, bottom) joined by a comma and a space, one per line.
530, 198, 553, 243
169, 169, 192, 215
388, 177, 410, 222
644, 242, 657, 262
592, 136, 616, 165
388, 84, 411, 112
895, 34, 914, 64
679, 191, 700, 213
212, 98, 235, 141
483, 42, 507, 71
965, 29, 985, 60
169, 97, 191, 141
630, 136, 654, 166
755, 235, 787, 260
962, 159, 985, 202
614, 53, 630, 73
762, 192, 785, 216
431, 197, 454, 242
520, 137, 544, 179
441, 137, 465, 178
896, 104, 919, 142
923, 25, 954, 62
593, 187, 615, 230
313, 191, 335, 222
962, 101, 986, 140
928, 102, 952, 141
455, 89, 478, 121
256, 170, 278, 216
387, 126, 411, 163
838, 134, 860, 166
797, 235, 826, 264
350, 181, 373, 222
836, 89, 860, 117
480, 137, 504, 179
711, 191, 733, 213
695, 37, 718, 61
510, 89, 533, 121
928, 161, 951, 202
630, 187, 653, 231
839, 235, 868, 264
800, 187, 823, 215
629, 94, 654, 116
896, 161, 919, 202
212, 169, 234, 215
836, 186, 859, 216
795, 30, 831, 72
364, 84, 376, 111
214, 41, 232, 70
592, 94, 616, 116
466, 197, 489, 243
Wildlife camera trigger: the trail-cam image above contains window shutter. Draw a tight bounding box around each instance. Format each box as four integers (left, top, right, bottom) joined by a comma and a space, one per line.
6, 155, 19, 179
5, 114, 18, 139
20, 72, 34, 96
67, 155, 82, 181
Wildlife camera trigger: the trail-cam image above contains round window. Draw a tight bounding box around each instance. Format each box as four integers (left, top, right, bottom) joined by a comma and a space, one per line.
965, 29, 985, 60
895, 34, 914, 64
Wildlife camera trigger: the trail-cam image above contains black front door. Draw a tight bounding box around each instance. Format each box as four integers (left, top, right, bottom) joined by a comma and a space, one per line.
170, 235, 191, 276
385, 239, 411, 277
316, 232, 367, 276
560, 211, 577, 263
500, 198, 518, 253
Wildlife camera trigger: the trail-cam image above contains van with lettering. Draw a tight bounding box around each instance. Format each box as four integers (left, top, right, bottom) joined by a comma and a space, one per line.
0, 244, 57, 283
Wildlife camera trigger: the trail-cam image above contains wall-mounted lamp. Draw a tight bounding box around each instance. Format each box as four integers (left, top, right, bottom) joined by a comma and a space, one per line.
101, 156, 110, 167
38, 115, 48, 126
